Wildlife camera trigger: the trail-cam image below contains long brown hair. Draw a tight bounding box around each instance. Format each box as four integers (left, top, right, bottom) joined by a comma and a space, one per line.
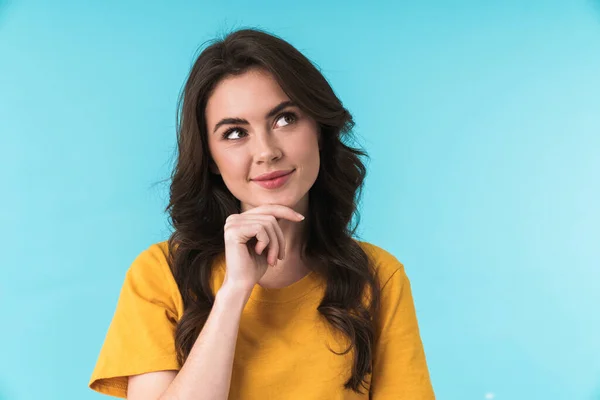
164, 27, 381, 393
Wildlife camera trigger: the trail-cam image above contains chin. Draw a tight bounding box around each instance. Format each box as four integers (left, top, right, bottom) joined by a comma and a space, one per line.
240, 186, 310, 210
258, 191, 303, 206
261, 197, 297, 207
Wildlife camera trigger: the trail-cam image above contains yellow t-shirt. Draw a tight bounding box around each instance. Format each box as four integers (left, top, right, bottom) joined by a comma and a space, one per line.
89, 240, 435, 399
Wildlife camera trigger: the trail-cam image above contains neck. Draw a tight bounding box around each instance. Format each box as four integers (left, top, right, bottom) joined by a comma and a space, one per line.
258, 216, 311, 289
277, 217, 307, 259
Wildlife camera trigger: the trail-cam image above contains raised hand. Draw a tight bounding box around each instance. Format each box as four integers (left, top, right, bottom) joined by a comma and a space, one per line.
221, 204, 305, 294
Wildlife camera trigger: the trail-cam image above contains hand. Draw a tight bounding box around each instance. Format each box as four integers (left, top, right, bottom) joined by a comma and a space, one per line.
221, 204, 305, 295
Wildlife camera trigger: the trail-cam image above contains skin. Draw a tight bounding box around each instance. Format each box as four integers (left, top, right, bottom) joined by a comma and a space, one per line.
128, 67, 323, 399
205, 66, 322, 288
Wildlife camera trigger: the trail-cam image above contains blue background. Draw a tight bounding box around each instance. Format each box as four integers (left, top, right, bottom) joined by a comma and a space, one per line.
1, 1, 599, 399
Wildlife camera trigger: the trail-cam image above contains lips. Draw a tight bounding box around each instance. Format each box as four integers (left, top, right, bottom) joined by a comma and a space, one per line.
252, 170, 294, 190
252, 169, 295, 181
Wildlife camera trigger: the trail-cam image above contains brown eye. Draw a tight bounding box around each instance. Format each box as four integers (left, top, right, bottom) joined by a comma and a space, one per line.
222, 128, 247, 140
275, 112, 298, 128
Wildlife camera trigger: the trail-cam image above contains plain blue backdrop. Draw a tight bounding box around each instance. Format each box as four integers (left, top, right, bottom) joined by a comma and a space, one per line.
1, 1, 599, 399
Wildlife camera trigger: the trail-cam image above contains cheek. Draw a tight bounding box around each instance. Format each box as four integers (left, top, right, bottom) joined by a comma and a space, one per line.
213, 149, 248, 180
292, 133, 320, 178
296, 132, 320, 163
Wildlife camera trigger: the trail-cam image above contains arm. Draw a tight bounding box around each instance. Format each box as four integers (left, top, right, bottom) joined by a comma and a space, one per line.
127, 205, 302, 399
127, 284, 251, 400
369, 267, 435, 399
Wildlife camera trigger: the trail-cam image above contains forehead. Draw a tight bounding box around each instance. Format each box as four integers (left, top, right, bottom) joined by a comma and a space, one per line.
205, 68, 290, 125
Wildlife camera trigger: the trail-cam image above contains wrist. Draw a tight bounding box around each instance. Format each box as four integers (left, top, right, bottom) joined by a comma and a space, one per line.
216, 282, 253, 307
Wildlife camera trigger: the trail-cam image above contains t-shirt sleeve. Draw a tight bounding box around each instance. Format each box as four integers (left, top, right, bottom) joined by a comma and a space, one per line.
88, 244, 182, 398
369, 258, 435, 399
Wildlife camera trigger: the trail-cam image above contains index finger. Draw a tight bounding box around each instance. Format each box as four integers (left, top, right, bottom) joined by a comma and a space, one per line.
242, 204, 305, 221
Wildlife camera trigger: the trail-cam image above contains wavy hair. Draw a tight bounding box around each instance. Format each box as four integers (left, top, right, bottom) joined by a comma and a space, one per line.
164, 27, 381, 393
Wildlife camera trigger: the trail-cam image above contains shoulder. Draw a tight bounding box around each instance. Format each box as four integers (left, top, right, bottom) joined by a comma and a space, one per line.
127, 240, 171, 278
355, 239, 406, 289
137, 240, 170, 262
129, 240, 171, 269
124, 240, 182, 311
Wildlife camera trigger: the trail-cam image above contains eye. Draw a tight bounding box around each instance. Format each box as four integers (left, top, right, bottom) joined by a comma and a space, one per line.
274, 111, 298, 128
222, 128, 247, 140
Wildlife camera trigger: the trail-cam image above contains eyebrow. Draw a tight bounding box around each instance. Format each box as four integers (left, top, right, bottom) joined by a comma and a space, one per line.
212, 100, 297, 134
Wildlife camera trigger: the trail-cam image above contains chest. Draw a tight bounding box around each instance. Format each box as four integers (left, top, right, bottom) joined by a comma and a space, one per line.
228, 300, 371, 399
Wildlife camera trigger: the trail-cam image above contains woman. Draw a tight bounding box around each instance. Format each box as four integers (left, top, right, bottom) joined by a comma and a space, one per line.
89, 27, 435, 399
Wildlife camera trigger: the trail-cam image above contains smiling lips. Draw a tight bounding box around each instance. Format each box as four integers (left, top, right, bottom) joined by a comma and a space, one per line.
251, 169, 295, 189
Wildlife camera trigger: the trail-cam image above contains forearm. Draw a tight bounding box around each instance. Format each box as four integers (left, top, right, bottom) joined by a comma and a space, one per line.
160, 284, 251, 400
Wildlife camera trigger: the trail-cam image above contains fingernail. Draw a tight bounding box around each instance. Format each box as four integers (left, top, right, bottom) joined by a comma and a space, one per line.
296, 213, 305, 220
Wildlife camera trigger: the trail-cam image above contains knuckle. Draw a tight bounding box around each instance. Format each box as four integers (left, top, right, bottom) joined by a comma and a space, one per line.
223, 231, 234, 243
225, 214, 237, 224
258, 226, 269, 238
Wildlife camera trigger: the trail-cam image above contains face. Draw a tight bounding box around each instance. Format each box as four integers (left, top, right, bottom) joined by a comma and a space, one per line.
205, 67, 321, 213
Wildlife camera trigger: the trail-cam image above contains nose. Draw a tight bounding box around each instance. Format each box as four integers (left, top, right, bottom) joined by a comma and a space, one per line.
253, 130, 282, 164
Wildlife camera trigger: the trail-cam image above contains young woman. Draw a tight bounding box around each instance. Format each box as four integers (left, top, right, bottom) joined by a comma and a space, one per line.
89, 28, 435, 399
